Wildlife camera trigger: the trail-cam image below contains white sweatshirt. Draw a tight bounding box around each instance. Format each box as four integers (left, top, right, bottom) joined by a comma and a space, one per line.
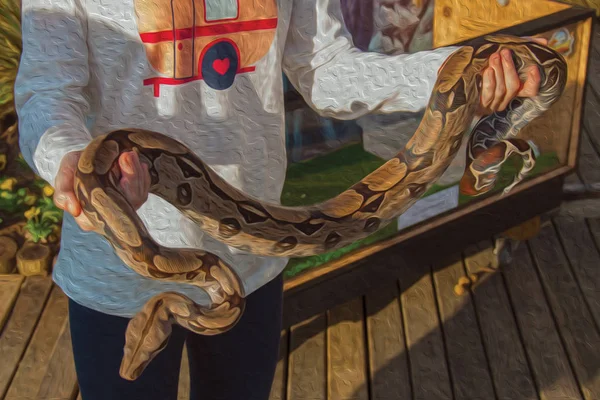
15, 0, 458, 317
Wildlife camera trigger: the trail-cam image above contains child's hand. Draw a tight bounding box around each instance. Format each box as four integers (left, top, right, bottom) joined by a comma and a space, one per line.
478, 37, 548, 115
53, 150, 151, 232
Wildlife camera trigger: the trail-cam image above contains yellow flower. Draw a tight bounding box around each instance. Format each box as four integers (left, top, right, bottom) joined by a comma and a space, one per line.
0, 155, 6, 171
43, 185, 55, 197
24, 195, 38, 205
24, 207, 41, 220
0, 178, 17, 191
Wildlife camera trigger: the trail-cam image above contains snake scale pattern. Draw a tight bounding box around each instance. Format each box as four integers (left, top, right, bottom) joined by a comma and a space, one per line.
73, 35, 567, 380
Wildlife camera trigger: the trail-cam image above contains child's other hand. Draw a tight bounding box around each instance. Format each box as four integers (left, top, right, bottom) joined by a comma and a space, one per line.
478, 37, 548, 115
54, 150, 151, 232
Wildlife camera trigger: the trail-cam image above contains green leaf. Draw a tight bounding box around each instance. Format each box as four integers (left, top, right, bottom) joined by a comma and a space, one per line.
25, 218, 53, 242
41, 210, 61, 223
0, 190, 16, 200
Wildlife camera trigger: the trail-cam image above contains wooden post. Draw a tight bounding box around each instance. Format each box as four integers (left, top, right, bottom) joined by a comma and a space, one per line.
16, 242, 52, 276
0, 236, 18, 274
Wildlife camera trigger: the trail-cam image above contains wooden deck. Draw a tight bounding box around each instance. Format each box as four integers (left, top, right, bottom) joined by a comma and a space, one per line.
2, 14, 600, 400
2, 213, 600, 400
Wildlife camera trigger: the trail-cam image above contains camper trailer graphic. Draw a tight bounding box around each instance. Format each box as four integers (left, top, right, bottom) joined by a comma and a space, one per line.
135, 0, 278, 96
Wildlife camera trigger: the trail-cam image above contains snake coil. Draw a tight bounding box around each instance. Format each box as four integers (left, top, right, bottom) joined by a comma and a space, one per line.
74, 35, 567, 380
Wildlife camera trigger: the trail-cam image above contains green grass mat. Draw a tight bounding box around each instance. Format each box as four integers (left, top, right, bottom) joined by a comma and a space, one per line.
280, 143, 560, 279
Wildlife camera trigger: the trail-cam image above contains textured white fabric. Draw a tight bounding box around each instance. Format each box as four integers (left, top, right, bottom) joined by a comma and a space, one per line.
14, 0, 458, 317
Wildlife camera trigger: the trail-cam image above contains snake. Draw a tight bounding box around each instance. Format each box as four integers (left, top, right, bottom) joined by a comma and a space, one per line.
73, 34, 567, 380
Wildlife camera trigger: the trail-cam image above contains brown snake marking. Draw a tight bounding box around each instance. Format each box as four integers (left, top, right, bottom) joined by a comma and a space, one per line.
74, 35, 567, 380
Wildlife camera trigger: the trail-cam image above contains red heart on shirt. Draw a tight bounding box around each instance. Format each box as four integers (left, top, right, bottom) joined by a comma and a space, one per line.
213, 58, 230, 75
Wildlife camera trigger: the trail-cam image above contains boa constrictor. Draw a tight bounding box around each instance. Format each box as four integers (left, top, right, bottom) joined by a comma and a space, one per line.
74, 34, 567, 380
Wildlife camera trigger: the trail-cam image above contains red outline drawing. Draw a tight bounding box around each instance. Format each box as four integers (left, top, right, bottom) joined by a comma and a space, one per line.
136, 0, 278, 96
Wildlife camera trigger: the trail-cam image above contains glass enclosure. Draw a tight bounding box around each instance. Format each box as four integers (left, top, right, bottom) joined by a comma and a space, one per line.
280, 0, 582, 280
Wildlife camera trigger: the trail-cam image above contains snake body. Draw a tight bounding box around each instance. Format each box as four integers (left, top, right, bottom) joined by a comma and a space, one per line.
74, 35, 567, 380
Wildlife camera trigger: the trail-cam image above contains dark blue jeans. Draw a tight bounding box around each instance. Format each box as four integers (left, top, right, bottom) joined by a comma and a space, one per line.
69, 273, 284, 400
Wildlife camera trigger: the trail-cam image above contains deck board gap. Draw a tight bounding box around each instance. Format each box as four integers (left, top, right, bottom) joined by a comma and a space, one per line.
0, 278, 54, 399
361, 295, 373, 400
550, 218, 600, 334
429, 265, 457, 400
524, 240, 589, 400
395, 279, 415, 400
460, 250, 501, 400
494, 241, 543, 400
0, 276, 24, 336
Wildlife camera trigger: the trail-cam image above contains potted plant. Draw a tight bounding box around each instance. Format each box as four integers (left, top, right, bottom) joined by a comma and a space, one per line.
17, 183, 62, 276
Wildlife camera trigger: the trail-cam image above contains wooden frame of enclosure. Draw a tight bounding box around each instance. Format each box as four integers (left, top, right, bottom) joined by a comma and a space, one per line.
282, 4, 596, 329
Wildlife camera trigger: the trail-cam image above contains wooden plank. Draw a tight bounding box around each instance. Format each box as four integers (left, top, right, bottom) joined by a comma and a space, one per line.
463, 241, 538, 400
558, 0, 596, 10
36, 318, 78, 400
575, 128, 600, 190
563, 171, 586, 194
559, 197, 600, 218
0, 276, 53, 398
0, 274, 24, 331
4, 286, 69, 399
432, 253, 496, 400
269, 330, 288, 400
177, 345, 190, 400
582, 21, 600, 152
287, 314, 327, 400
584, 20, 600, 99
502, 238, 583, 400
582, 86, 600, 156
566, 17, 593, 167
433, 0, 571, 47
528, 223, 600, 400
588, 217, 600, 248
582, 85, 600, 158
400, 269, 453, 400
327, 297, 369, 400
553, 217, 600, 330
365, 284, 411, 400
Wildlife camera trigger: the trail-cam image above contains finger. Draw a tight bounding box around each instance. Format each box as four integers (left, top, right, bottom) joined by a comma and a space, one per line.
119, 151, 141, 178
120, 176, 142, 208
480, 68, 496, 110
120, 172, 149, 209
489, 53, 506, 112
498, 49, 520, 111
119, 152, 146, 202
54, 166, 81, 217
517, 66, 542, 98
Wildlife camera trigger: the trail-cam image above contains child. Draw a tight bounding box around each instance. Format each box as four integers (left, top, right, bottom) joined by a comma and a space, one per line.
14, 0, 543, 398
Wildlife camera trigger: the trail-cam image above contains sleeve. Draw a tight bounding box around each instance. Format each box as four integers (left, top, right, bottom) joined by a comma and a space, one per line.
14, 0, 93, 187
281, 0, 461, 120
